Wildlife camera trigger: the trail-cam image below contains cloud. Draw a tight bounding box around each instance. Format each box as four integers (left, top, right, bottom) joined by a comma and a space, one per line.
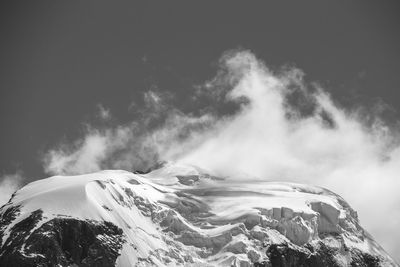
43, 102, 215, 175
179, 51, 390, 181
97, 104, 111, 120
0, 172, 23, 206
42, 50, 400, 260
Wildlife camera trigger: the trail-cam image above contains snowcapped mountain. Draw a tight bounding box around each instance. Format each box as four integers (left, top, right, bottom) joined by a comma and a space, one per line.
0, 163, 397, 266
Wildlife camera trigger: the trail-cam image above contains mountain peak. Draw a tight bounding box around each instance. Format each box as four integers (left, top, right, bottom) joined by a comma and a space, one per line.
0, 165, 397, 266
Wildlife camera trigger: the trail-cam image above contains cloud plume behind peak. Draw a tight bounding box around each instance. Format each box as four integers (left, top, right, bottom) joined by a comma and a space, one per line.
42, 50, 400, 259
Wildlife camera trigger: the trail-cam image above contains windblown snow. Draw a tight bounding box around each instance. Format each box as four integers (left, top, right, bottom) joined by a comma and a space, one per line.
0, 163, 397, 266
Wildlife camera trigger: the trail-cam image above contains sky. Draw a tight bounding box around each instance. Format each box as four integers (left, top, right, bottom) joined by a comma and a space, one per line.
1, 0, 400, 261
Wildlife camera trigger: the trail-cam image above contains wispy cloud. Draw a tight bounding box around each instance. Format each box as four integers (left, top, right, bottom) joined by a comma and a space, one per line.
0, 171, 23, 206
97, 104, 112, 121
43, 96, 215, 175
42, 50, 400, 258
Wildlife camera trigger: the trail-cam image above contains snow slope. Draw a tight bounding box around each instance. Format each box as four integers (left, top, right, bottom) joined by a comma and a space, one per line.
0, 162, 397, 266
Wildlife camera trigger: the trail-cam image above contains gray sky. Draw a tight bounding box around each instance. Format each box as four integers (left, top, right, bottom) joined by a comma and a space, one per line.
1, 1, 400, 182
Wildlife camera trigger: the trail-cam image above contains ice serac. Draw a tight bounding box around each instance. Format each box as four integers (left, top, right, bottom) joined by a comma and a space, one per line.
0, 163, 398, 266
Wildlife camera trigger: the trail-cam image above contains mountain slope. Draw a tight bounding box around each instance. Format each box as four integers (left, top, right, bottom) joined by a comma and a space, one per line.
0, 163, 397, 266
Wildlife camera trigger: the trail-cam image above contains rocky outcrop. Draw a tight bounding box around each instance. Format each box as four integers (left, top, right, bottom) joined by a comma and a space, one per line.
0, 208, 124, 267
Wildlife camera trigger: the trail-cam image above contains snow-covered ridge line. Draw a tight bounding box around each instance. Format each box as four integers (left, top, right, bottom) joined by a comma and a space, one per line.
0, 163, 397, 266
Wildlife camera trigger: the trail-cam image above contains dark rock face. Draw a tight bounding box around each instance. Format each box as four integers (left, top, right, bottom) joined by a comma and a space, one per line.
264, 243, 340, 267
253, 242, 383, 267
0, 205, 21, 248
0, 209, 125, 267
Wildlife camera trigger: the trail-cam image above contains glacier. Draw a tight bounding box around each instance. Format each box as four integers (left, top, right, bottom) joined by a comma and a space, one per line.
0, 162, 397, 266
